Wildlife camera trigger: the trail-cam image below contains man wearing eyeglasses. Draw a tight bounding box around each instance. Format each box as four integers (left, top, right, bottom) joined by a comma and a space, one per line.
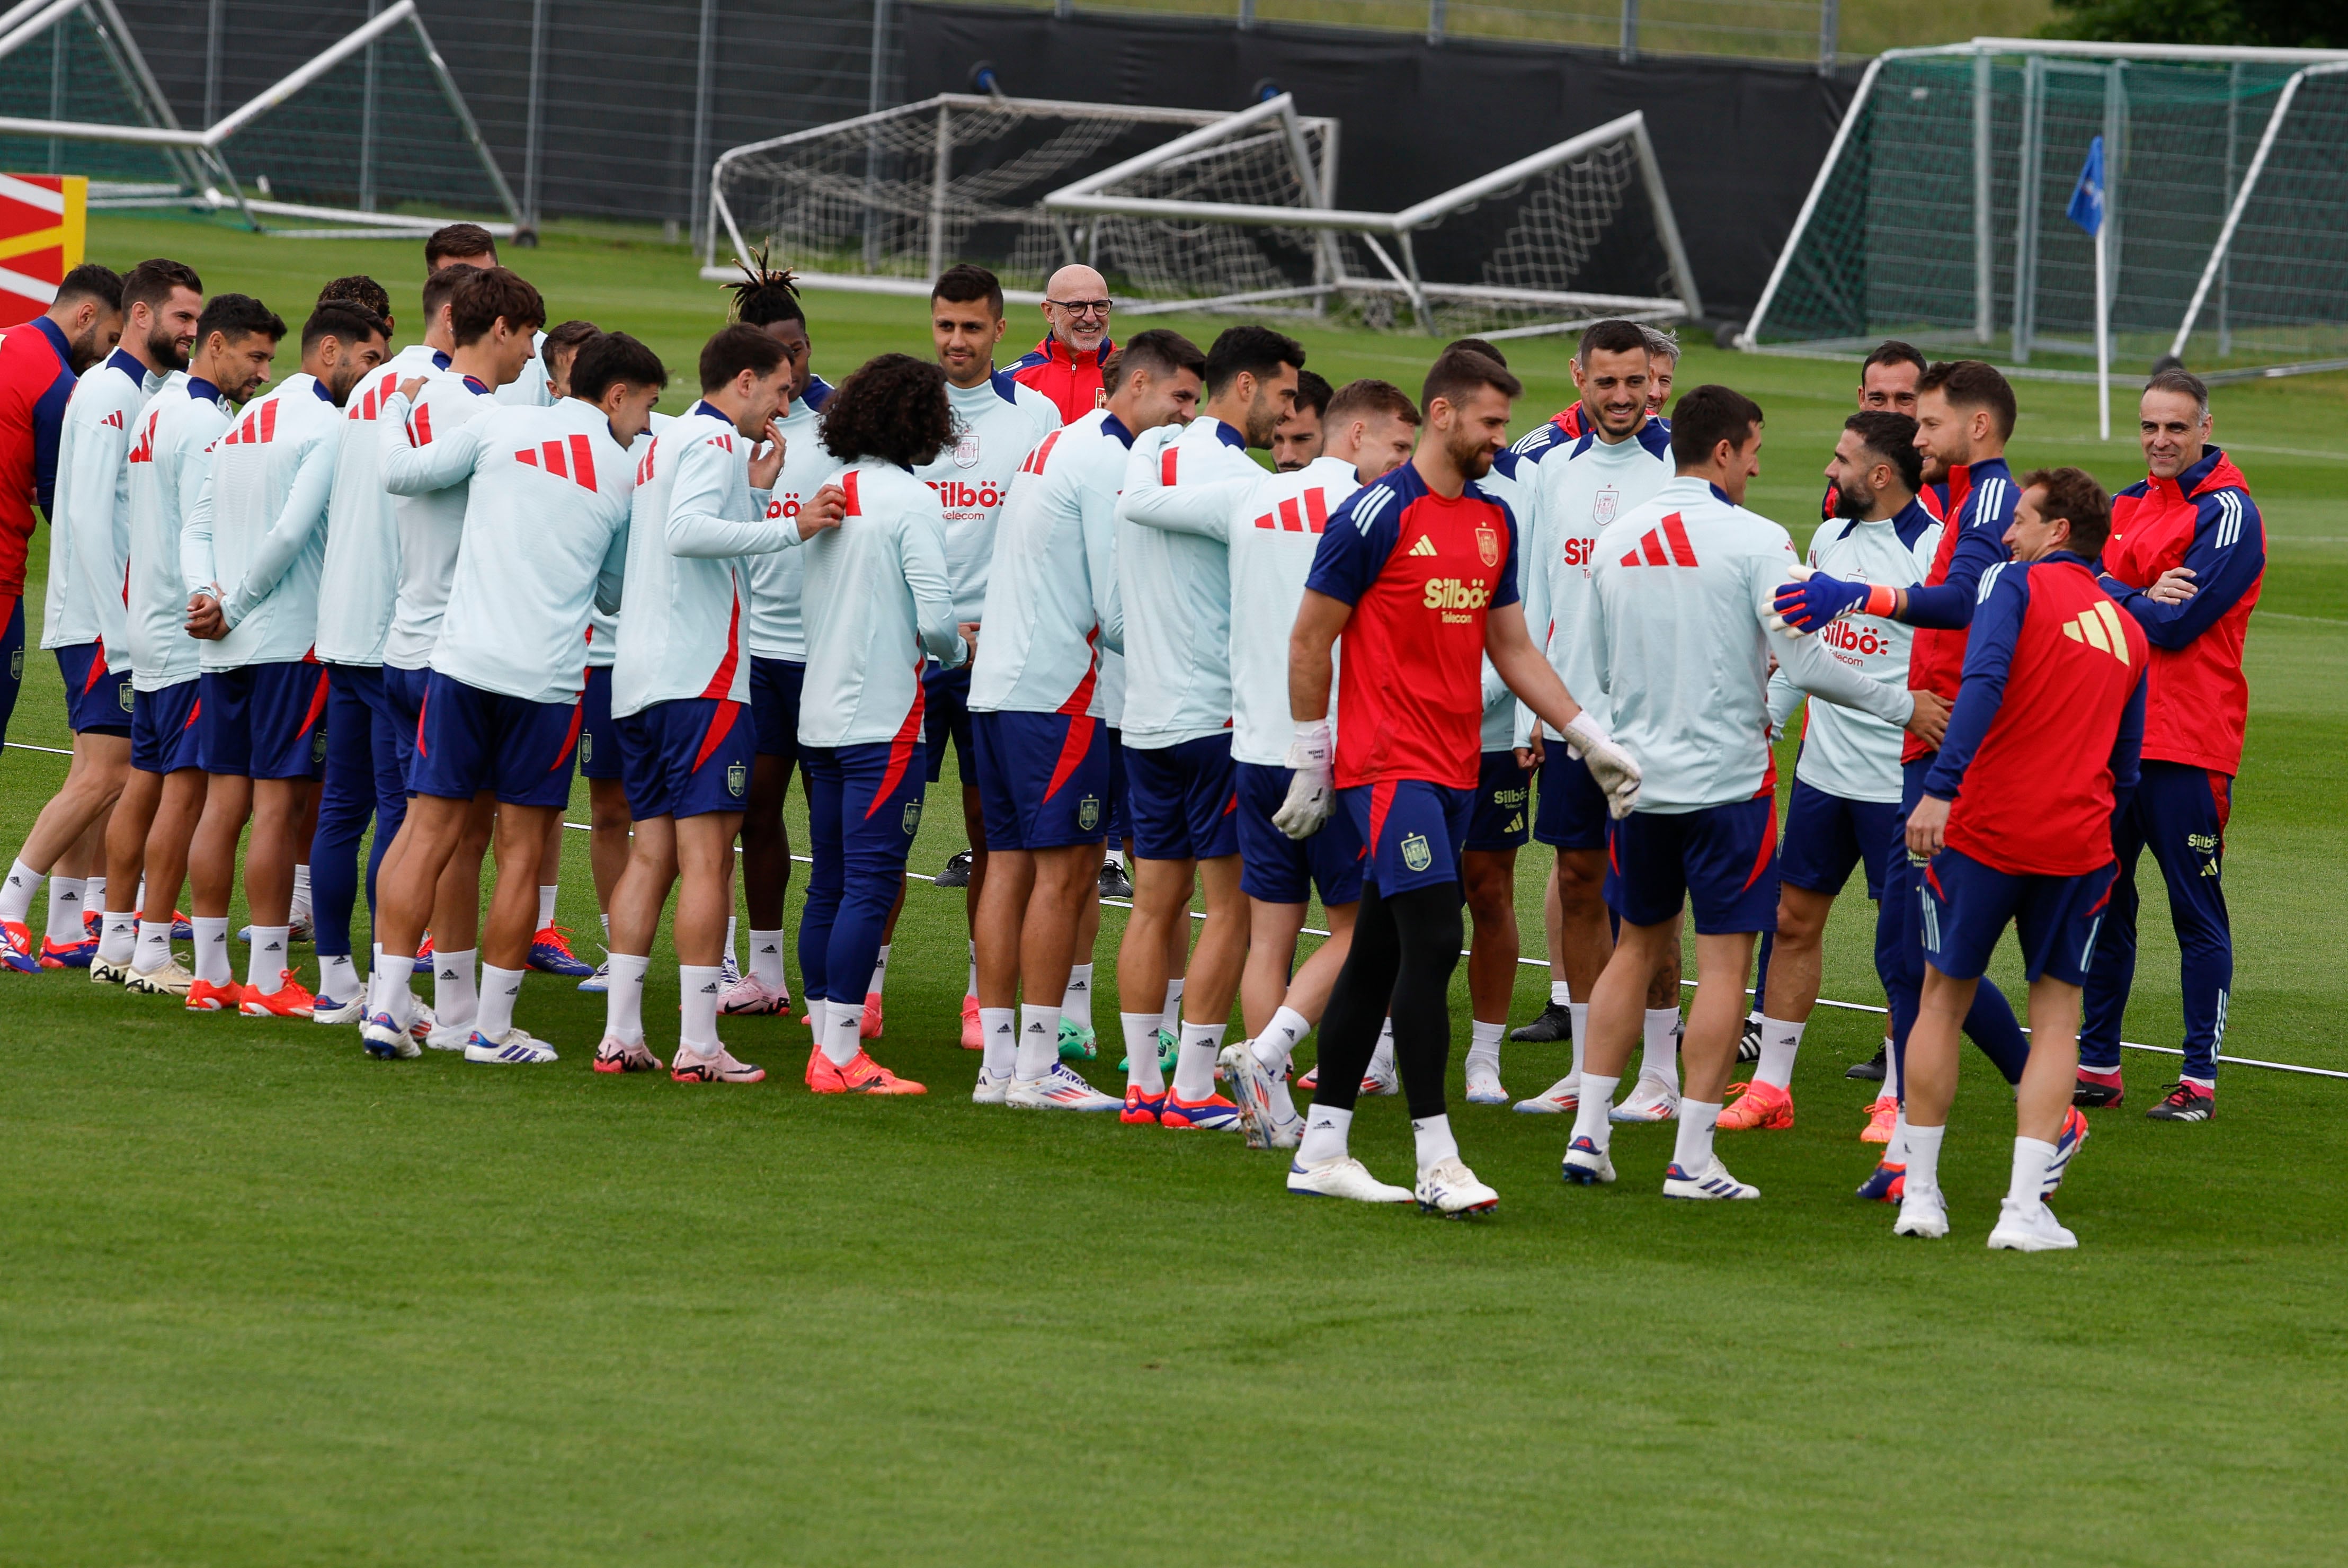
1011, 264, 1117, 424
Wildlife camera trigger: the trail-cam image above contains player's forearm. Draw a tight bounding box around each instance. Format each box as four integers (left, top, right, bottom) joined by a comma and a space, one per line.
1119, 475, 1243, 539
1777, 630, 1914, 728
902, 533, 966, 669
376, 395, 478, 494
228, 450, 335, 623
1922, 679, 2003, 795
179, 484, 219, 596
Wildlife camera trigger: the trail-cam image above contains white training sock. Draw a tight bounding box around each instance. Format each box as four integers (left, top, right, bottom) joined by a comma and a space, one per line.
1255, 1004, 1312, 1072
1159, 977, 1184, 1031
965, 938, 977, 1000
1756, 1017, 1805, 1091
1061, 963, 1094, 1031
245, 925, 291, 992
725, 916, 739, 970
1268, 1071, 1299, 1127
368, 952, 416, 1024
134, 920, 173, 975
476, 963, 525, 1041
1466, 1018, 1505, 1079
1905, 1122, 1947, 1195
1411, 1112, 1459, 1174
1673, 1098, 1722, 1173
46, 876, 83, 942
1173, 1020, 1225, 1101
600, 911, 611, 943
1569, 1003, 1590, 1082
537, 884, 558, 930
319, 952, 360, 1002
749, 929, 787, 992
1568, 1073, 1619, 1155
289, 864, 310, 919
678, 964, 722, 1054
1549, 978, 1572, 1006
1298, 1102, 1353, 1165
0, 858, 41, 925
1120, 1012, 1165, 1094
1883, 1038, 1902, 1100
1640, 1009, 1682, 1092
979, 1006, 1016, 1078
821, 999, 862, 1067
603, 952, 650, 1041
1885, 1111, 1910, 1165
1367, 1021, 1395, 1082
867, 943, 890, 999
1105, 847, 1125, 872
2006, 1136, 2057, 1210
434, 948, 479, 1030
98, 908, 138, 965
1015, 1003, 1061, 1081
84, 875, 104, 917
192, 916, 231, 985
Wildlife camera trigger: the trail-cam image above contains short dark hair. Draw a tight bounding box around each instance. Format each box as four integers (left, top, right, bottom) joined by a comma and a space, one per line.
699, 323, 787, 392
420, 265, 467, 324
194, 293, 286, 349
2144, 366, 2209, 421
1917, 359, 2016, 441
56, 262, 126, 310
1862, 339, 1928, 381
568, 331, 666, 405
1441, 338, 1507, 367
448, 266, 545, 346
120, 259, 201, 318
540, 318, 600, 375
1669, 384, 1764, 469
1324, 377, 1419, 428
424, 222, 497, 271
1114, 327, 1204, 386
317, 274, 392, 321
1844, 410, 1922, 494
821, 352, 953, 467
931, 263, 1003, 318
1289, 369, 1333, 420
2020, 467, 2112, 557
301, 302, 387, 353
1204, 324, 1305, 398
1420, 348, 1520, 415
1577, 318, 1650, 365
726, 248, 805, 329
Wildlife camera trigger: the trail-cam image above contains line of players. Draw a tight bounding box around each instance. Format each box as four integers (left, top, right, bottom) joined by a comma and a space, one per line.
0, 240, 2261, 1243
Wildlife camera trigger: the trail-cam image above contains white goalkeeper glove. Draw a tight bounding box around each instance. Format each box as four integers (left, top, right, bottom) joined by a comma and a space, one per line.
1564, 711, 1642, 819
1272, 720, 1336, 840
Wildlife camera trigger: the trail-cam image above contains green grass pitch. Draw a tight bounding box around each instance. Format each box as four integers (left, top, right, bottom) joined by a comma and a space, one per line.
3, 215, 2345, 1567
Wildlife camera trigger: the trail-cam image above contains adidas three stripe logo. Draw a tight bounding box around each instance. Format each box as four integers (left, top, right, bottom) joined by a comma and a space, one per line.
515, 433, 601, 493
2061, 599, 2133, 665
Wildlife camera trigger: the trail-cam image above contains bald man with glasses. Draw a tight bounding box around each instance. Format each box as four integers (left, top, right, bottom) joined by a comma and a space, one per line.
1011, 264, 1117, 424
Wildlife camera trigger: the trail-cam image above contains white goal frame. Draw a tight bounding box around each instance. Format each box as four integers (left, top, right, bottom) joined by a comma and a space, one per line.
0, 0, 520, 237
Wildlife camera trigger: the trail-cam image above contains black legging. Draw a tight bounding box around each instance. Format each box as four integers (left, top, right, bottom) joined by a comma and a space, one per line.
1311, 880, 1463, 1121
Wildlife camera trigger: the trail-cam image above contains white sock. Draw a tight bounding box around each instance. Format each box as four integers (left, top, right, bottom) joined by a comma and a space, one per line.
1159, 976, 1184, 1030
1015, 1003, 1061, 1081
1367, 1020, 1395, 1081
1105, 847, 1125, 872
603, 952, 649, 1041
289, 863, 310, 918
1255, 1004, 1312, 1072
1412, 1112, 1458, 1174
1640, 1009, 1681, 1092
1905, 1122, 1946, 1195
1756, 1017, 1804, 1091
821, 999, 862, 1066
192, 916, 231, 985
1120, 1012, 1165, 1094
1549, 978, 1571, 1006
319, 952, 360, 1001
2006, 1136, 2056, 1210
1268, 1070, 1299, 1127
84, 874, 104, 917
435, 948, 479, 1030
98, 907, 138, 964
245, 925, 291, 992
1173, 1020, 1225, 1101
868, 942, 890, 999
1886, 1111, 1910, 1165
749, 928, 787, 992
1672, 1098, 1722, 1173
1883, 1038, 1902, 1101
678, 964, 722, 1055
965, 938, 977, 1000
537, 884, 558, 930
476, 963, 524, 1041
1569, 1003, 1589, 1082
1298, 1102, 1352, 1165
600, 911, 611, 943
1466, 1018, 1504, 1079
135, 920, 173, 974
368, 952, 415, 1023
725, 915, 739, 969
46, 875, 83, 941
0, 858, 40, 924
1061, 962, 1093, 1031
980, 1005, 1016, 1077
1568, 1073, 1619, 1154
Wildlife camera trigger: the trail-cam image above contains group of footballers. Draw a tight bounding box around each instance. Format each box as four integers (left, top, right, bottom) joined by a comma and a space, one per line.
0, 225, 2263, 1250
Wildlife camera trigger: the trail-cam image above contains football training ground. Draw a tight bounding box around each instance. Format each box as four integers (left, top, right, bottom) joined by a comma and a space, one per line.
4, 217, 2344, 1567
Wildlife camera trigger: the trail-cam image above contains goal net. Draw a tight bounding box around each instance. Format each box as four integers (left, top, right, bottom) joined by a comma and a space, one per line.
0, 0, 518, 237
1740, 38, 2348, 381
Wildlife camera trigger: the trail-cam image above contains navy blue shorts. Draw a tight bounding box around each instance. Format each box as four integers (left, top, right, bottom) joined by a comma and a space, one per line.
1533, 745, 1609, 851
1344, 778, 1472, 897
750, 655, 805, 767
1466, 749, 1534, 852
1607, 795, 1779, 934
1777, 779, 1900, 901
1236, 760, 1364, 906
56, 640, 132, 736
616, 696, 752, 821
1921, 847, 2118, 987
1125, 732, 1239, 862
1105, 725, 1128, 844
577, 664, 623, 781
198, 662, 329, 780
922, 662, 976, 786
0, 593, 23, 746
383, 663, 431, 788
130, 679, 203, 774
972, 708, 1110, 850
410, 672, 579, 808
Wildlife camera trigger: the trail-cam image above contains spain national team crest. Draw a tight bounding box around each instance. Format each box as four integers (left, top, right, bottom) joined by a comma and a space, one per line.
1077, 794, 1100, 832
8, 648, 20, 682
901, 799, 923, 836
1474, 524, 1499, 568
726, 761, 746, 798
1400, 831, 1433, 872
579, 733, 593, 769
1594, 485, 1619, 528
120, 683, 135, 715
953, 430, 980, 469
311, 724, 327, 762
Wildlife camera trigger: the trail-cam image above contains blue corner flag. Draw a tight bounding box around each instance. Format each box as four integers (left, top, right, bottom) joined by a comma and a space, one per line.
2067, 136, 2106, 237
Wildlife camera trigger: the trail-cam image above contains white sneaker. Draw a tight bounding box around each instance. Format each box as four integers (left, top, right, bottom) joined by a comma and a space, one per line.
719, 953, 742, 987
1662, 1156, 1760, 1200
719, 973, 789, 1015
125, 959, 194, 997
1987, 1199, 2078, 1252
1414, 1156, 1499, 1218
1610, 1072, 1680, 1123
1894, 1186, 1950, 1239
1464, 1065, 1508, 1105
361, 1008, 421, 1060
1220, 1042, 1281, 1148
1286, 1156, 1414, 1204
1362, 1058, 1399, 1097
407, 1000, 437, 1040
91, 954, 134, 985
1561, 1135, 1616, 1185
313, 992, 364, 1026
1514, 1073, 1581, 1114
577, 956, 611, 994
424, 1022, 474, 1053
287, 908, 314, 943
1266, 1110, 1305, 1150
1006, 1061, 1122, 1111
463, 1028, 558, 1064
971, 1065, 1015, 1106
